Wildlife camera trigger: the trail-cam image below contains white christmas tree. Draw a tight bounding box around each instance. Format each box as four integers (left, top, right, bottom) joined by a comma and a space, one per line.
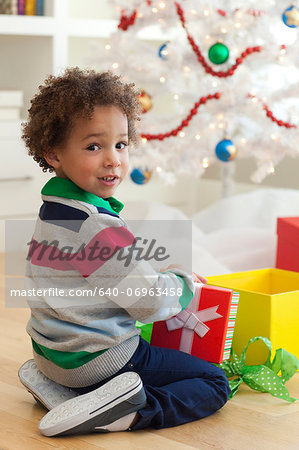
89, 0, 299, 189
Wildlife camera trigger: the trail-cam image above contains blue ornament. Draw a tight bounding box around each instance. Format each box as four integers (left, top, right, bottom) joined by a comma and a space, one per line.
282, 5, 299, 28
130, 168, 152, 185
158, 41, 170, 60
215, 139, 237, 162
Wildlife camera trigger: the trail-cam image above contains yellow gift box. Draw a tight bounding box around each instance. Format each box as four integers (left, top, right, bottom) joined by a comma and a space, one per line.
207, 268, 299, 365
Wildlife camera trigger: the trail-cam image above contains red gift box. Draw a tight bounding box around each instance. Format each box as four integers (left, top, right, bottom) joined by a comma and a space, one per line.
150, 283, 239, 364
276, 217, 299, 272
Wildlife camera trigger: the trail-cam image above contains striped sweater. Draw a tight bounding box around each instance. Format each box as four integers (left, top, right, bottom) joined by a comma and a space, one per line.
26, 177, 194, 387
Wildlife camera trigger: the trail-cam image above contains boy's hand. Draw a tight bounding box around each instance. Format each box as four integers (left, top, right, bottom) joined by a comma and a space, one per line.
160, 264, 208, 284
192, 272, 208, 284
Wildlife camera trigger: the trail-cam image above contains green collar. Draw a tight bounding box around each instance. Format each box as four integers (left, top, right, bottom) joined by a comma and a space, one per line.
41, 177, 124, 214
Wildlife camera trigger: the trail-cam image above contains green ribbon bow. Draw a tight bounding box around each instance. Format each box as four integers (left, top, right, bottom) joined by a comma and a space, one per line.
217, 336, 299, 403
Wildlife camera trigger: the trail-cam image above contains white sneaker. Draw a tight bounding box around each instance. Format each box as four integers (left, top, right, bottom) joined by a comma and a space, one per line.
38, 371, 146, 437
18, 359, 79, 410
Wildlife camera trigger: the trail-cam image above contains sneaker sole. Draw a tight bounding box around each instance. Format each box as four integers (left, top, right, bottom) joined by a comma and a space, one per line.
38, 372, 146, 437
18, 359, 78, 410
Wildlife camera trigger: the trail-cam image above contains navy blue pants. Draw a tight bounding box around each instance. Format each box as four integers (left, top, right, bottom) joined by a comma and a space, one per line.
76, 338, 231, 430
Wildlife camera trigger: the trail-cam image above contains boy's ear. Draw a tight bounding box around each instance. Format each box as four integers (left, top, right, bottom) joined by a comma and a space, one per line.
44, 151, 61, 169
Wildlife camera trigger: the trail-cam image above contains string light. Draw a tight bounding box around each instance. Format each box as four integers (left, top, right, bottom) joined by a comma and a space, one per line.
105, 44, 111, 50
179, 131, 185, 137
183, 66, 191, 72
218, 123, 225, 129
112, 62, 119, 69
241, 138, 247, 144
221, 27, 228, 34
209, 123, 216, 129
156, 166, 162, 173
173, 94, 179, 100
268, 166, 275, 174
202, 158, 209, 168
142, 137, 147, 143
271, 134, 278, 140
152, 7, 158, 13
195, 134, 201, 140
203, 9, 210, 16
159, 2, 166, 9
160, 76, 166, 83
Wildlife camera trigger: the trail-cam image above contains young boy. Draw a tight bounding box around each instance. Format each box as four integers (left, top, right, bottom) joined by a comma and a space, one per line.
19, 67, 230, 437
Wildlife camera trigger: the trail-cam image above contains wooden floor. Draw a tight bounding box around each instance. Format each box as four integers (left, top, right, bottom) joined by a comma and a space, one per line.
1, 254, 299, 450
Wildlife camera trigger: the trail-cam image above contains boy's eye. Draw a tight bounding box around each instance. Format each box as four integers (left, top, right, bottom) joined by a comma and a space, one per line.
116, 142, 128, 150
86, 144, 100, 151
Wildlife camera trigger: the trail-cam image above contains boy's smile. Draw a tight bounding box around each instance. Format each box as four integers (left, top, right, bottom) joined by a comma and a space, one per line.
46, 105, 129, 198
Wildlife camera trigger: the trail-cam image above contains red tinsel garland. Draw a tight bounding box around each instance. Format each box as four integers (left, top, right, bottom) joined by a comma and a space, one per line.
218, 8, 265, 17
140, 93, 221, 141
175, 2, 262, 78
248, 95, 297, 129
118, 9, 138, 30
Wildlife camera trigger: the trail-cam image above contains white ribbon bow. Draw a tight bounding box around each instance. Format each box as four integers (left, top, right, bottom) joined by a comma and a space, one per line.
166, 305, 223, 338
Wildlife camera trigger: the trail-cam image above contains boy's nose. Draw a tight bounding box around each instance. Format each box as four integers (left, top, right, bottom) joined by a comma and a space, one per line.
103, 149, 121, 167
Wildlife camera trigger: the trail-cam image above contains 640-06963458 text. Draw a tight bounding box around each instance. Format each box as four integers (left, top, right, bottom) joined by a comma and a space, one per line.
9, 286, 183, 298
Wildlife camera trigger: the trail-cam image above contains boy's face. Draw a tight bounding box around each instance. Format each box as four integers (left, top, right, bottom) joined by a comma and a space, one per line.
46, 105, 129, 198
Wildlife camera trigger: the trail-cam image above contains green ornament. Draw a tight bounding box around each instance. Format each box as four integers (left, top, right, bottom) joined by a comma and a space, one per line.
208, 42, 229, 65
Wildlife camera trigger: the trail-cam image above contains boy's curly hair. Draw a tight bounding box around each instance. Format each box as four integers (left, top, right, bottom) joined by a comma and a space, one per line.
22, 67, 142, 172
